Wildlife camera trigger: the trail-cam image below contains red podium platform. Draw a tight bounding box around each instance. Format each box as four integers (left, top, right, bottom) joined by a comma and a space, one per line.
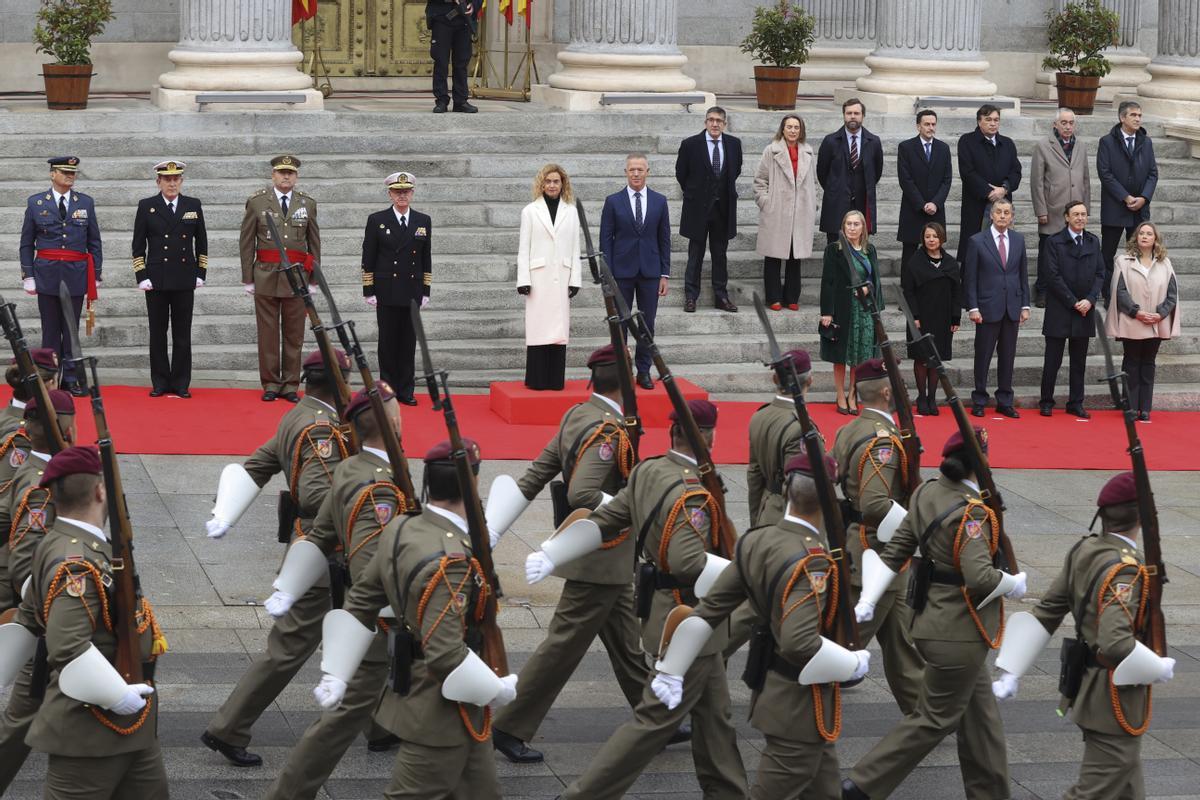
489, 378, 710, 426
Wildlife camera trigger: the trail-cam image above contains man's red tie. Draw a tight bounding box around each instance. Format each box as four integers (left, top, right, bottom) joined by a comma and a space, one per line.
997, 233, 1007, 268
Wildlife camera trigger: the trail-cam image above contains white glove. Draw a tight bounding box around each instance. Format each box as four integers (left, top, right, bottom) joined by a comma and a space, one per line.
264, 590, 295, 618
1005, 571, 1028, 601
110, 683, 155, 715
492, 673, 519, 708
1156, 657, 1176, 684
243, 283, 255, 295
365, 296, 378, 308
308, 283, 318, 295
22, 277, 35, 295
651, 671, 684, 710
525, 551, 555, 584
992, 670, 1020, 700
855, 601, 875, 623
195, 278, 204, 288
420, 296, 430, 309
137, 279, 152, 291
488, 527, 503, 550
313, 674, 348, 710
205, 517, 232, 539
850, 650, 871, 682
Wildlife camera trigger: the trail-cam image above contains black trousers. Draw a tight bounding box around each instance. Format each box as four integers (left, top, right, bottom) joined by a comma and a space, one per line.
684, 204, 729, 302
1122, 337, 1162, 414
377, 303, 416, 401
146, 289, 194, 392
1101, 225, 1137, 301
430, 15, 472, 107
1039, 335, 1089, 409
971, 316, 1019, 408
37, 292, 83, 384
762, 244, 801, 306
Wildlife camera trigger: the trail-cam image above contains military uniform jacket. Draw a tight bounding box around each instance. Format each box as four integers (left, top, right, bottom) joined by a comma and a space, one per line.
15, 519, 158, 756
343, 507, 490, 747
1030, 532, 1151, 736
518, 395, 635, 584
132, 193, 208, 290
746, 397, 807, 528
879, 475, 1005, 643
361, 208, 432, 307
590, 451, 730, 658
0, 428, 33, 610
239, 188, 320, 298
0, 403, 25, 440
3, 451, 54, 604
19, 189, 103, 296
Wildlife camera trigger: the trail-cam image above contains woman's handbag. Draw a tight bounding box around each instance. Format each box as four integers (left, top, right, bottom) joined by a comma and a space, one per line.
818, 321, 839, 343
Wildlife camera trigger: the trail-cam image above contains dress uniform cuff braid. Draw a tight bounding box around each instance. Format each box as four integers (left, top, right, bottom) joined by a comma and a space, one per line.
132, 257, 145, 273
198, 255, 208, 269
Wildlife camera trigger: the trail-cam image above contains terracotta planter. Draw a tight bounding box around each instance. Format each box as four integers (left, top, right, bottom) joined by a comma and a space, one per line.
753, 65, 801, 111
42, 63, 95, 110
1055, 72, 1102, 116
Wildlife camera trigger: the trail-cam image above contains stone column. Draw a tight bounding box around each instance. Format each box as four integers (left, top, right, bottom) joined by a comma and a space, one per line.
798, 0, 877, 93
152, 0, 323, 110
1036, 0, 1150, 101
1124, 0, 1200, 120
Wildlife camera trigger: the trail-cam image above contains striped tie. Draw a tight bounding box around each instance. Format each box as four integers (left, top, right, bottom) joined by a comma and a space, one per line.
850, 135, 860, 170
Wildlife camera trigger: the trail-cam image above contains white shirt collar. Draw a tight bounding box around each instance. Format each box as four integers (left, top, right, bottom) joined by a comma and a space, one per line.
782, 513, 821, 536
1109, 531, 1138, 550
708, 134, 722, 144
363, 445, 390, 464
275, 188, 291, 205
669, 449, 698, 466
846, 129, 859, 144
426, 503, 468, 533
593, 393, 623, 416
310, 396, 338, 416
59, 516, 108, 543
31, 450, 51, 462
920, 136, 934, 146
161, 193, 178, 208
10, 399, 26, 410
392, 207, 409, 226
962, 477, 981, 494
51, 188, 70, 206
991, 225, 1009, 241
863, 407, 895, 424
775, 394, 796, 404
626, 185, 644, 200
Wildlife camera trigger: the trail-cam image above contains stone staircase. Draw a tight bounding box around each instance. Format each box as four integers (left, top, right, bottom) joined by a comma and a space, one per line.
0, 100, 1196, 406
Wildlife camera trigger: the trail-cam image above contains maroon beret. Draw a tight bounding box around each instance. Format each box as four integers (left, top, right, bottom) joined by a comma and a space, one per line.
39, 445, 101, 487
24, 389, 76, 419
1097, 472, 1137, 508
587, 344, 618, 368
302, 349, 351, 372
855, 357, 888, 383
345, 381, 396, 421
669, 398, 718, 428
784, 451, 837, 480
783, 348, 811, 375
942, 426, 988, 457
424, 437, 482, 466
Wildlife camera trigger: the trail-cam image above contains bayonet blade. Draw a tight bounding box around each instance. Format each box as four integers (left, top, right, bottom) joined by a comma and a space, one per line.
411, 300, 437, 377
576, 202, 602, 285
751, 292, 786, 365
894, 292, 924, 342
312, 261, 343, 328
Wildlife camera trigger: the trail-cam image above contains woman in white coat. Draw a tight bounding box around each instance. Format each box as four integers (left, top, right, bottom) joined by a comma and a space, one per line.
517, 163, 582, 390
753, 114, 817, 310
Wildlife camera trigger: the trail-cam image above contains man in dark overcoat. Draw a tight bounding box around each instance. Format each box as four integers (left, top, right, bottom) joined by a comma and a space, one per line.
957, 104, 1022, 262
896, 109, 953, 265
1096, 100, 1157, 301
816, 98, 883, 243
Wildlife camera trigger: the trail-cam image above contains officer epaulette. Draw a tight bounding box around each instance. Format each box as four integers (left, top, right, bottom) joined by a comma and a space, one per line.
756, 402, 771, 411
253, 188, 268, 196
294, 189, 311, 198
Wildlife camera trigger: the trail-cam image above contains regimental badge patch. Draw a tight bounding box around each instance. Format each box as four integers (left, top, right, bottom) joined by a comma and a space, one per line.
374, 502, 395, 526
810, 570, 828, 593
27, 509, 47, 531
690, 507, 708, 529
9, 447, 26, 468
965, 519, 984, 539
875, 446, 893, 464
453, 592, 467, 612
1114, 583, 1133, 604
598, 442, 614, 462
316, 439, 333, 459
65, 573, 87, 598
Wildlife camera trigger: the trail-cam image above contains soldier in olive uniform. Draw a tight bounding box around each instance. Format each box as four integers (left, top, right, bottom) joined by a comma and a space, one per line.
652, 451, 872, 798
1, 348, 60, 441
492, 344, 654, 763
844, 428, 1026, 800
133, 159, 208, 398
831, 358, 924, 714
12, 446, 168, 797
201, 349, 350, 767
746, 348, 814, 529
528, 399, 747, 800
263, 383, 412, 800
313, 439, 518, 799
239, 155, 321, 402
991, 472, 1174, 800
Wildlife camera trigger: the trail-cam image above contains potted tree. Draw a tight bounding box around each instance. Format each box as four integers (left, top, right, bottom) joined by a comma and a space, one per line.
741, 0, 817, 111
1042, 0, 1120, 115
34, 0, 115, 110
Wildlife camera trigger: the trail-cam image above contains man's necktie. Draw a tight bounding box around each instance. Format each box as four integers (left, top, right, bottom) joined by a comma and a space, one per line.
280, 195, 289, 217
924, 141, 931, 162
58, 196, 66, 220
997, 233, 1007, 267
169, 201, 176, 215
850, 135, 860, 170
1126, 136, 1135, 155
1075, 234, 1082, 248
399, 216, 408, 236
634, 192, 643, 230
711, 138, 721, 174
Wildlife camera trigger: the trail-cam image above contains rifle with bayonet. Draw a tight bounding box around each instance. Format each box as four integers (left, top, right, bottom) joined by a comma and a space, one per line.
411, 301, 508, 675
896, 293, 1018, 574
0, 295, 66, 453
595, 260, 737, 559
576, 201, 641, 456
752, 292, 860, 651
1094, 307, 1167, 656
58, 282, 146, 683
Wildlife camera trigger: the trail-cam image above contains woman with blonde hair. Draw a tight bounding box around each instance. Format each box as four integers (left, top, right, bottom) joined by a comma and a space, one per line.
753, 114, 817, 310
517, 163, 582, 390
1106, 221, 1179, 420
820, 210, 882, 414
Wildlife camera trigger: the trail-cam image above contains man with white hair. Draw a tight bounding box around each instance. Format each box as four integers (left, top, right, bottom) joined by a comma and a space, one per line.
1030, 108, 1090, 308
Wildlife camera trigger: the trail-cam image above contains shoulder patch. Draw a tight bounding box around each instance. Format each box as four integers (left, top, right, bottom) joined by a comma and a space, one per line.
689, 507, 708, 528
65, 573, 87, 598
374, 502, 395, 526
965, 518, 984, 539
10, 447, 26, 468
1112, 582, 1133, 604
26, 508, 48, 531
597, 441, 614, 462
809, 570, 828, 594
315, 438, 333, 459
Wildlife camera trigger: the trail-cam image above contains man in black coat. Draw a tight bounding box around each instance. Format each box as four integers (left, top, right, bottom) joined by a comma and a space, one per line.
132, 159, 207, 398
1038, 201, 1105, 418
957, 104, 1022, 262
1097, 101, 1157, 301
896, 109, 952, 265
426, 0, 478, 114
817, 97, 883, 243
361, 171, 431, 405
675, 106, 742, 313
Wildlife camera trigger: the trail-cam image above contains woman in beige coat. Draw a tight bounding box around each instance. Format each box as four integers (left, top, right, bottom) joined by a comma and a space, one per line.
517, 163, 582, 390
753, 114, 817, 310
1106, 221, 1180, 420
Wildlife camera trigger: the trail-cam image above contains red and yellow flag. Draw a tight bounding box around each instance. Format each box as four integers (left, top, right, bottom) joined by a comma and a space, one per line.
293, 0, 317, 24
499, 0, 513, 25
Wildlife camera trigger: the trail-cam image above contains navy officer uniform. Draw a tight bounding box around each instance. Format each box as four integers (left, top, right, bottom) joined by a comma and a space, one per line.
18, 156, 102, 395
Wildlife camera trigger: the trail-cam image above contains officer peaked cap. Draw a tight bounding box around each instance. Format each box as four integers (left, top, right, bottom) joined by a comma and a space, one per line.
345, 381, 396, 422
669, 398, 718, 429
39, 445, 101, 487
1097, 472, 1138, 508
48, 156, 79, 172
271, 155, 301, 172
424, 438, 482, 466
24, 389, 76, 419
154, 159, 186, 176
385, 171, 415, 190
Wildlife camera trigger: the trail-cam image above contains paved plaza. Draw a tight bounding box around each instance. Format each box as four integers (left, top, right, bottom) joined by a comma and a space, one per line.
3, 455, 1199, 799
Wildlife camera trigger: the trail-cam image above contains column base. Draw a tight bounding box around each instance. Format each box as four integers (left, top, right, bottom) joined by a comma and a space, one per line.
834, 88, 1018, 116
546, 50, 697, 93
151, 86, 324, 111
853, 54, 997, 99
1123, 60, 1200, 121
532, 85, 715, 112
798, 45, 873, 94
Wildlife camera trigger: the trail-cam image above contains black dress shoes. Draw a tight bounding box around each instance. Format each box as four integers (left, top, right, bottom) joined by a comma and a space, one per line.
1065, 405, 1091, 419
68, 384, 88, 397
715, 297, 738, 313
1138, 411, 1151, 422
971, 404, 986, 418
637, 372, 654, 390
453, 102, 479, 113
367, 733, 401, 752
842, 778, 870, 800
683, 298, 697, 313
915, 396, 928, 415
492, 729, 544, 763
433, 102, 449, 113
283, 392, 301, 403
149, 388, 166, 398
398, 396, 418, 407
201, 731, 262, 767
174, 389, 192, 399
262, 390, 278, 402
996, 406, 1020, 419
1040, 405, 1053, 417
667, 722, 692, 745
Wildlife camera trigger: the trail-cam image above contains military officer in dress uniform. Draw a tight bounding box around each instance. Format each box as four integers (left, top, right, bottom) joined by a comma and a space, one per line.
313, 439, 518, 799
200, 349, 350, 767
831, 358, 924, 714
527, 399, 748, 800
652, 451, 871, 798
747, 348, 814, 528
844, 428, 1026, 800
991, 472, 1174, 800
18, 157, 103, 396
133, 159, 208, 399
9, 446, 169, 798
240, 155, 320, 403
362, 171, 432, 406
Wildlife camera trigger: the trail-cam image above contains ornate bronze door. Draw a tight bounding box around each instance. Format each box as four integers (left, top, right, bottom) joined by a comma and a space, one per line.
295, 0, 437, 78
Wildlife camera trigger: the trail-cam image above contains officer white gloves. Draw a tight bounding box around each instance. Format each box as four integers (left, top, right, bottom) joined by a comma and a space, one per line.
421, 296, 430, 309
243, 283, 255, 295
494, 674, 519, 708
365, 296, 378, 308
651, 672, 684, 710
264, 590, 295, 618
313, 674, 347, 710
855, 601, 875, 623
1005, 571, 1028, 601
22, 278, 35, 295
206, 518, 232, 539
138, 279, 153, 291
1157, 657, 1176, 684
195, 278, 204, 288
992, 670, 1019, 700
111, 683, 155, 715
850, 650, 871, 682
525, 551, 555, 584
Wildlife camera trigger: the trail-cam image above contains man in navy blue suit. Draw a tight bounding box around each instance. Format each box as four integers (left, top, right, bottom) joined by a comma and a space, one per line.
600, 153, 671, 389
963, 199, 1030, 418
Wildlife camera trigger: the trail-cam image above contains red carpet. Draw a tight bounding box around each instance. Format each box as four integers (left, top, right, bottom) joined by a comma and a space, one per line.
490, 379, 708, 425
0, 386, 1192, 471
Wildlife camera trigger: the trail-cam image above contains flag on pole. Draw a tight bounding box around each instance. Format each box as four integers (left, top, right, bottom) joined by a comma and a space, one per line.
293, 0, 317, 24
519, 0, 531, 28
499, 0, 513, 25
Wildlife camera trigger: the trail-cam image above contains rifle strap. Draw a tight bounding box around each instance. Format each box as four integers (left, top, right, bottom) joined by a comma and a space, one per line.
634, 477, 685, 562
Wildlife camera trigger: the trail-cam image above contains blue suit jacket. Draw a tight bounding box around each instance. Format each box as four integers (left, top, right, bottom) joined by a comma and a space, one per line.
599, 187, 671, 281
963, 228, 1029, 323
19, 189, 103, 297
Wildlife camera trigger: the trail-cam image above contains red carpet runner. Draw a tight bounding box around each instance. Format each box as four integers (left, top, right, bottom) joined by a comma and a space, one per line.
3, 385, 1191, 470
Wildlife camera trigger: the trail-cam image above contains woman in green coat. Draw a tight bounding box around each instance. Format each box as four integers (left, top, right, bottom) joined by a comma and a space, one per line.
819, 210, 882, 414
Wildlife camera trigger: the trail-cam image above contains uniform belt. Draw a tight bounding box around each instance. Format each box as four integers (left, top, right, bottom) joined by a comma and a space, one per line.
653, 571, 693, 591
767, 652, 801, 681
844, 507, 864, 524
36, 248, 98, 302
929, 567, 963, 586
256, 247, 315, 274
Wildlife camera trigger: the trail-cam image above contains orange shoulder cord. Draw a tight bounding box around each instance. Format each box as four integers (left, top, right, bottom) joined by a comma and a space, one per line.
658, 489, 722, 606
779, 553, 842, 742
951, 499, 1005, 648
415, 555, 494, 742
9, 486, 52, 550
1098, 562, 1153, 735
855, 434, 908, 558
574, 422, 637, 550
289, 423, 351, 540
0, 431, 22, 493
345, 482, 406, 563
